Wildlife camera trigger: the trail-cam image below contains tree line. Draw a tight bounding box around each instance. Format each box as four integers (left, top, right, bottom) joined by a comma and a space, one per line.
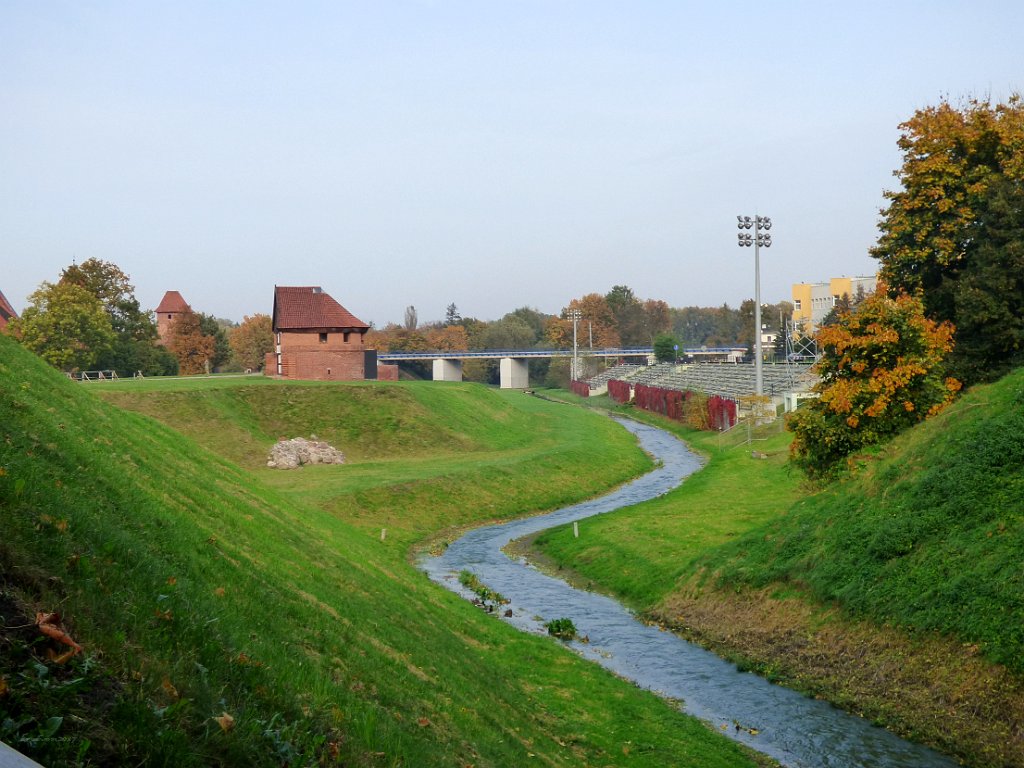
367, 287, 794, 386
4, 258, 273, 376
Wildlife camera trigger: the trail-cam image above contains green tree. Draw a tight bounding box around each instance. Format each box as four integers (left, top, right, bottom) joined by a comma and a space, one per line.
59, 258, 173, 375
788, 293, 961, 479
653, 333, 679, 363
950, 176, 1024, 382
229, 314, 274, 371
6, 282, 115, 372
199, 314, 233, 371
605, 285, 646, 345
871, 94, 1024, 383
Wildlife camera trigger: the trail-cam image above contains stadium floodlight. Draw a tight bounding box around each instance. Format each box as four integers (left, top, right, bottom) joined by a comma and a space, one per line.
736, 214, 774, 397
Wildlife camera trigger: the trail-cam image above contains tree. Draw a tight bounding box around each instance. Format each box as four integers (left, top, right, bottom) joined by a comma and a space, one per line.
404, 305, 418, 331
165, 309, 216, 375
642, 299, 672, 341
426, 324, 469, 351
787, 292, 961, 479
949, 176, 1024, 382
445, 303, 461, 325
6, 281, 115, 372
606, 285, 647, 345
546, 294, 620, 348
58, 258, 172, 375
653, 333, 679, 363
871, 95, 1024, 383
229, 314, 274, 371
819, 293, 853, 329
60, 258, 152, 339
199, 314, 233, 371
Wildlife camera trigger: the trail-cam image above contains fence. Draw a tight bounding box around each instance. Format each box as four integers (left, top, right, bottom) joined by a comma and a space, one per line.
66, 370, 122, 382
570, 380, 591, 397
607, 380, 738, 430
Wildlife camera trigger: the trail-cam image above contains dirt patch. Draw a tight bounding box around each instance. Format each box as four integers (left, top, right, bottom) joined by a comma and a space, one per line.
657, 581, 1024, 768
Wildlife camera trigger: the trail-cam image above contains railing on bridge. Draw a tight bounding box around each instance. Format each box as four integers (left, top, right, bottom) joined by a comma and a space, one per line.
375, 347, 656, 361
375, 346, 748, 362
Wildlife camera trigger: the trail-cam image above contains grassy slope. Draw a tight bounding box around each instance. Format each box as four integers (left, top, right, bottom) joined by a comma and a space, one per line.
532, 384, 1024, 766
0, 336, 765, 768
531, 414, 801, 610
696, 369, 1024, 672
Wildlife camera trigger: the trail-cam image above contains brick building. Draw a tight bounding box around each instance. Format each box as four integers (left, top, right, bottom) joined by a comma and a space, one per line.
155, 291, 191, 345
0, 289, 17, 331
268, 286, 395, 381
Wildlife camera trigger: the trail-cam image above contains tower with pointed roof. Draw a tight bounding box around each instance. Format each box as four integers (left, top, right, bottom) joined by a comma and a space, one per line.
268, 286, 373, 380
155, 290, 191, 345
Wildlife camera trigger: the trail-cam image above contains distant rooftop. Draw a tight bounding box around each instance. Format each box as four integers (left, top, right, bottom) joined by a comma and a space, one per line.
155, 290, 191, 314
0, 289, 16, 320
272, 286, 369, 331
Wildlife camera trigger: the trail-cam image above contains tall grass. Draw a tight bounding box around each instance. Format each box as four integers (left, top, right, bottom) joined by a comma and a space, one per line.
0, 336, 765, 767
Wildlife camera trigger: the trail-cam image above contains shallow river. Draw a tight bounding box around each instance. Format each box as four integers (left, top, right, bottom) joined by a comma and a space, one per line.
420, 417, 959, 768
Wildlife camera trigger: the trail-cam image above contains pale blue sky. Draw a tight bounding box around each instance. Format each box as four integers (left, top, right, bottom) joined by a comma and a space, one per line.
2, 2, 1022, 326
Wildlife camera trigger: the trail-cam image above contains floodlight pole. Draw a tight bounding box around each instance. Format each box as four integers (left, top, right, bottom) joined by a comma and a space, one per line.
737, 215, 773, 397
569, 309, 582, 382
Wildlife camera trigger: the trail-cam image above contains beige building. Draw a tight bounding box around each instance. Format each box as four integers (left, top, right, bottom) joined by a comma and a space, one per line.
792, 275, 877, 336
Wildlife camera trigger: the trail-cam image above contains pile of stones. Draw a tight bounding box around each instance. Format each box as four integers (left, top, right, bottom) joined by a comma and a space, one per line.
267, 436, 346, 469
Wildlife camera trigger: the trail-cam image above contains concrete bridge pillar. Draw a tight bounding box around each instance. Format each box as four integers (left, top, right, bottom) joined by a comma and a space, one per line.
433, 358, 463, 382
499, 357, 529, 389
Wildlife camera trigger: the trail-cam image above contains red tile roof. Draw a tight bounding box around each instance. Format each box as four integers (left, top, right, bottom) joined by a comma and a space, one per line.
0, 289, 16, 322
156, 290, 191, 313
273, 286, 369, 331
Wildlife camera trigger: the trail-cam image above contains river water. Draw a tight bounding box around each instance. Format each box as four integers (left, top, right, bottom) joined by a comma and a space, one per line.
420, 417, 959, 768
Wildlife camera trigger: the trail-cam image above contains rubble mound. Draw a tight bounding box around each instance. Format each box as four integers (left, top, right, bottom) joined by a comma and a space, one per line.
267, 436, 346, 469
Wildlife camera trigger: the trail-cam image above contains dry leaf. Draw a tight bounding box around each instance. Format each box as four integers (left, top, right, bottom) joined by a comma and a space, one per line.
0, 677, 8, 697
416, 717, 431, 728
161, 676, 179, 701
36, 612, 83, 657
214, 587, 226, 597
214, 712, 235, 732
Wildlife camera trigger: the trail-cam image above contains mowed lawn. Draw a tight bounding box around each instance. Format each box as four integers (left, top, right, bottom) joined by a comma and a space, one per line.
0, 355, 777, 768
531, 401, 802, 610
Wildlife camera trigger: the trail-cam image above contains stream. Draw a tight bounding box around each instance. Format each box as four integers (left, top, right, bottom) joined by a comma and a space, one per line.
420, 417, 959, 767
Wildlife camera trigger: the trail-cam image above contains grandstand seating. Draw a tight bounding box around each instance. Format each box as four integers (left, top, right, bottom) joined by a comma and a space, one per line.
601, 362, 817, 400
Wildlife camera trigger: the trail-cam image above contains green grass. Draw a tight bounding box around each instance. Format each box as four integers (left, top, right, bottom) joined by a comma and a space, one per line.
533, 409, 803, 610
529, 384, 1024, 766
0, 336, 767, 767
696, 368, 1024, 674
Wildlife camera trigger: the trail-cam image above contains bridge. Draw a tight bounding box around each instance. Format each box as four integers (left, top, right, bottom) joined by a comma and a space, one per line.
375, 346, 748, 389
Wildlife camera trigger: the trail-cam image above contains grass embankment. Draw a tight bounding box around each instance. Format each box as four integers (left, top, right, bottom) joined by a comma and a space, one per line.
532, 385, 1024, 767
0, 335, 768, 768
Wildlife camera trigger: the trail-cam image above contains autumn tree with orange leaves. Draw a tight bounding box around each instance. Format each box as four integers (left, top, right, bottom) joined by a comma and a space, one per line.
165, 308, 216, 375
228, 313, 273, 371
788, 292, 961, 479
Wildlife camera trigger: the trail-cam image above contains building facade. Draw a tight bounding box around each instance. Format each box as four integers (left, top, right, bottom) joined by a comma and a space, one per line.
0, 289, 17, 331
268, 286, 375, 381
791, 275, 877, 336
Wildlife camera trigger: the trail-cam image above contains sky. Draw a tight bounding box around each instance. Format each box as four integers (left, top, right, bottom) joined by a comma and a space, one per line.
2, 2, 1022, 327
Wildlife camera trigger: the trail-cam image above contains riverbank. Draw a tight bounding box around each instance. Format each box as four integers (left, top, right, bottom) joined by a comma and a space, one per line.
527, 389, 1024, 767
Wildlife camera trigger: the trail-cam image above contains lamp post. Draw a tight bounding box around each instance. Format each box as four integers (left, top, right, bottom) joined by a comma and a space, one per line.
569, 309, 582, 382
737, 214, 772, 397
